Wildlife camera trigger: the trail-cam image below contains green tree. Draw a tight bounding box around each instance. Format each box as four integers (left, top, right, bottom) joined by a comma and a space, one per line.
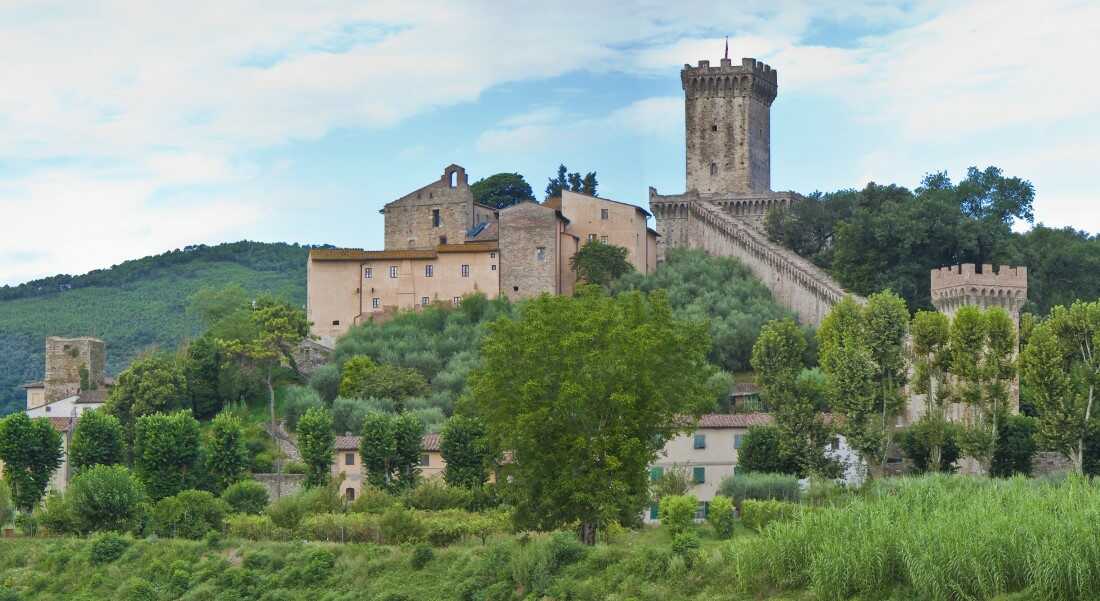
440, 414, 490, 489
650, 464, 692, 501
69, 409, 125, 473
338, 356, 429, 411
205, 412, 249, 493
570, 240, 634, 288
751, 319, 834, 476
470, 172, 535, 209
104, 352, 188, 451
955, 165, 1035, 267
297, 406, 336, 488
736, 425, 800, 475
182, 335, 227, 419
0, 413, 63, 511
469, 287, 715, 544
544, 164, 597, 199
990, 414, 1037, 477
67, 464, 146, 534
1020, 300, 1100, 474
910, 310, 953, 471
359, 412, 425, 492
133, 411, 202, 500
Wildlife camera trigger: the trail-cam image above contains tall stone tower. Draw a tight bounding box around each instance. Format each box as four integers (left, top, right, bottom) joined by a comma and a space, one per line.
930, 264, 1028, 322
682, 57, 777, 195
43, 336, 106, 404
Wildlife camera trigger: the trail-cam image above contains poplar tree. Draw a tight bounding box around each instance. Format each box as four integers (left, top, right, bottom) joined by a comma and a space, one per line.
69, 409, 125, 473
909, 310, 953, 471
0, 413, 63, 511
296, 406, 336, 488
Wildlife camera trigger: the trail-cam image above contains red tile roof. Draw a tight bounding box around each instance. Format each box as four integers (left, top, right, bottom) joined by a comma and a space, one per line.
696, 413, 774, 428
333, 433, 439, 452
47, 417, 73, 433
421, 433, 440, 452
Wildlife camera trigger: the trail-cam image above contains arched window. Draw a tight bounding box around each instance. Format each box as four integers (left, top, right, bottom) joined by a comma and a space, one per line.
710, 163, 718, 176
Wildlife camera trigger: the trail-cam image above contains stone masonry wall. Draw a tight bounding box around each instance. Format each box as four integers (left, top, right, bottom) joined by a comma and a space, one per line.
499, 202, 560, 301
44, 337, 106, 403
383, 165, 475, 250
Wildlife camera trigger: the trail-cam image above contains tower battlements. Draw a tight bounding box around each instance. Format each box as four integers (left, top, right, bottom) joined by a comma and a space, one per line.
681, 57, 777, 103
930, 264, 1028, 318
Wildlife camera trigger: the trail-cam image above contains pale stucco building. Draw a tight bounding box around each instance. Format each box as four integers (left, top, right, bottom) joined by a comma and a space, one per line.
307, 165, 657, 345
332, 432, 445, 501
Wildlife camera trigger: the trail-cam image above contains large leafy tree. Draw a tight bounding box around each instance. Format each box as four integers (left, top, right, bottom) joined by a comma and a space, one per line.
1021, 300, 1100, 474
338, 356, 429, 411
205, 412, 250, 493
67, 464, 146, 534
133, 411, 203, 500
0, 413, 63, 511
104, 352, 188, 451
69, 409, 125, 473
736, 425, 801, 475
182, 335, 229, 420
297, 406, 336, 488
440, 414, 490, 489
750, 319, 834, 476
358, 412, 425, 492
470, 173, 535, 209
469, 287, 716, 544
570, 240, 634, 288
954, 166, 1035, 267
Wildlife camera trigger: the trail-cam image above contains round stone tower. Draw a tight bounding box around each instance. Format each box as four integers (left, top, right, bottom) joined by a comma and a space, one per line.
682, 57, 777, 195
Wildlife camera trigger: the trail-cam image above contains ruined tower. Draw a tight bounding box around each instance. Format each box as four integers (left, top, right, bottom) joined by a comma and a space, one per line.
43, 336, 106, 404
683, 57, 777, 195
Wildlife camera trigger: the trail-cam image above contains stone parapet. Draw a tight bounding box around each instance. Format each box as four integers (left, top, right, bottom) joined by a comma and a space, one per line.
931, 264, 1028, 318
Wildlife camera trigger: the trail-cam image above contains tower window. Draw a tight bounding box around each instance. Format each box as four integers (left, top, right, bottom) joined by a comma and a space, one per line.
710, 163, 718, 176
712, 125, 718, 132
432, 209, 441, 228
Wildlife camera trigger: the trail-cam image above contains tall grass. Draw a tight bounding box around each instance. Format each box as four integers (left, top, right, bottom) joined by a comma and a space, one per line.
730, 474, 1100, 601
719, 472, 801, 507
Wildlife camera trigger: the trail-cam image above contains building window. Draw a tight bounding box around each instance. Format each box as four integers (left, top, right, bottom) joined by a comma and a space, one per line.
420, 453, 430, 467
421, 297, 430, 307
710, 163, 718, 176
432, 209, 441, 228
389, 266, 398, 278
734, 434, 744, 449
601, 208, 609, 220
452, 296, 461, 305
694, 434, 706, 449
439, 235, 447, 245
461, 264, 470, 278
345, 453, 355, 466
491, 264, 497, 271
587, 233, 597, 242
346, 488, 356, 501
600, 235, 608, 243
650, 466, 663, 482
536, 247, 546, 262
331, 320, 340, 326
693, 466, 705, 484
425, 264, 434, 278
490, 252, 496, 259
831, 437, 841, 451
372, 298, 380, 309
364, 267, 372, 279
712, 124, 718, 132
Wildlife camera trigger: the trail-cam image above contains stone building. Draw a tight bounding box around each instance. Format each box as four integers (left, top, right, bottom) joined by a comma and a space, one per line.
308, 166, 656, 345
331, 433, 445, 501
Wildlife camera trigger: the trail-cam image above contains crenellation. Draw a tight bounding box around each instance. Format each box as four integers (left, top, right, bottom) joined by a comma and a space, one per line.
930, 263, 1028, 320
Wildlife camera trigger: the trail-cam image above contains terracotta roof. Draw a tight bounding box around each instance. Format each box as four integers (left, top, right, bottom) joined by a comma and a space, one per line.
333, 433, 439, 452
696, 413, 774, 428
310, 248, 370, 261
363, 249, 438, 260
47, 417, 73, 433
437, 241, 498, 253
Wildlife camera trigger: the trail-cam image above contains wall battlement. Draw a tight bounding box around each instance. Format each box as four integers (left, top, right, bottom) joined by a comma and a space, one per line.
930, 264, 1028, 318
930, 264, 1028, 291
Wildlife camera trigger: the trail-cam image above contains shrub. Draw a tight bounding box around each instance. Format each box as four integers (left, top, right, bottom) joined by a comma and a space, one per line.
309, 363, 341, 403
89, 531, 131, 564
735, 426, 801, 475
671, 530, 701, 565
719, 472, 801, 508
119, 577, 157, 601
132, 411, 202, 501
899, 420, 962, 473
67, 464, 146, 534
378, 506, 425, 544
991, 415, 1038, 477
221, 480, 269, 515
226, 514, 291, 541
740, 499, 801, 532
14, 512, 36, 536
150, 489, 230, 539
284, 461, 308, 475
0, 484, 12, 527
658, 495, 698, 535
298, 512, 379, 543
35, 491, 76, 535
402, 479, 473, 511
267, 485, 343, 530
349, 485, 396, 514
283, 385, 324, 430
707, 495, 736, 539
410, 544, 434, 570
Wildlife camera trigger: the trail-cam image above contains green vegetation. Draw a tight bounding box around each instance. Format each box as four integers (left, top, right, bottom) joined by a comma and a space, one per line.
0, 412, 63, 510
470, 172, 535, 209
544, 163, 597, 199
0, 241, 308, 416
570, 240, 634, 288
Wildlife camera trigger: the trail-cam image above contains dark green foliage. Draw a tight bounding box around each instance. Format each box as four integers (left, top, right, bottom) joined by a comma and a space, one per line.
544, 164, 597, 199
899, 421, 962, 473
267, 485, 343, 530
440, 414, 490, 488
470, 173, 535, 209
308, 363, 341, 403
66, 464, 146, 534
104, 353, 188, 448
614, 248, 792, 373
0, 483, 12, 526
570, 240, 634, 288
0, 412, 63, 510
150, 489, 230, 539
205, 412, 250, 493
349, 485, 397, 514
718, 472, 801, 508
736, 425, 801, 475
89, 532, 131, 564
69, 409, 124, 473
359, 412, 426, 492
282, 386, 323, 430
402, 479, 473, 511
296, 406, 336, 487
35, 491, 76, 534
410, 544, 434, 570
991, 415, 1038, 477
182, 335, 229, 419
133, 411, 202, 500
339, 357, 429, 411
378, 506, 426, 544
220, 480, 269, 515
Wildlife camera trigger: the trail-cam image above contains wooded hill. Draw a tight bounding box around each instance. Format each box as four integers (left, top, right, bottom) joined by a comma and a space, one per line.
0, 242, 310, 415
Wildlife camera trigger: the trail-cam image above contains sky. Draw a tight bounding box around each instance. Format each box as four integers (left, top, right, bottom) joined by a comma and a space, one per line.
1, 0, 1098, 286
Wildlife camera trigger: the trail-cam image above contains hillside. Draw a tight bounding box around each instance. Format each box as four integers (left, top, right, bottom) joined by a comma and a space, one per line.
0, 241, 311, 415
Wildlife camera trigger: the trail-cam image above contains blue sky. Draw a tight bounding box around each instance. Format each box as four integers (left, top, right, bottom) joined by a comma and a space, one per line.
1, 1, 1098, 285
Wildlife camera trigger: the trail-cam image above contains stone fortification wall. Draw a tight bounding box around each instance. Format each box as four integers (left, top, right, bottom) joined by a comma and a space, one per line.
651, 191, 856, 326
931, 264, 1028, 318
44, 337, 106, 403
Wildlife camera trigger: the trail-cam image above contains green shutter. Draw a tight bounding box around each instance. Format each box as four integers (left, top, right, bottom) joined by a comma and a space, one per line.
693, 466, 705, 484
650, 466, 664, 481
649, 503, 659, 520
694, 434, 706, 449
